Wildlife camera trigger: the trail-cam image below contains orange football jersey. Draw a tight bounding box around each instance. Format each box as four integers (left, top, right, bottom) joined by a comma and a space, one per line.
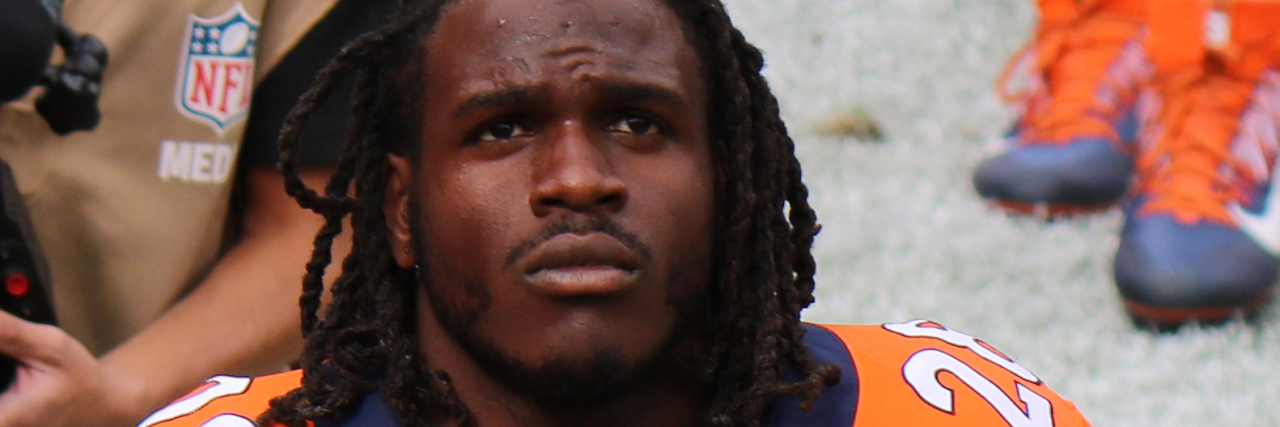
140, 321, 1091, 427
138, 371, 300, 427
825, 321, 1092, 427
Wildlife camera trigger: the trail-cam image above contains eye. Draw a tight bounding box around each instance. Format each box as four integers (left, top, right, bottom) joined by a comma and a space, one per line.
478, 121, 530, 142
608, 115, 660, 135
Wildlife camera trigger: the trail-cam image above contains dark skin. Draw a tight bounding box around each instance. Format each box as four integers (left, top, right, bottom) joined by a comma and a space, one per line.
383, 0, 715, 425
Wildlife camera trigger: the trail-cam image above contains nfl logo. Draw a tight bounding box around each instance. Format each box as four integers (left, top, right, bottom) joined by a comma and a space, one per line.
174, 3, 260, 134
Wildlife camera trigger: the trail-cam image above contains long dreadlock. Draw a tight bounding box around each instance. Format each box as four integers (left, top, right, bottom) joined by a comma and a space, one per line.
261, 0, 840, 426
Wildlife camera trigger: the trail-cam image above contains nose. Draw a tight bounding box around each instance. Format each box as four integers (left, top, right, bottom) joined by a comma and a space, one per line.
529, 120, 628, 217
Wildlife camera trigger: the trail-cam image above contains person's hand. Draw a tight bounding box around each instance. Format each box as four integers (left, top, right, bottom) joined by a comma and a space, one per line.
0, 311, 145, 427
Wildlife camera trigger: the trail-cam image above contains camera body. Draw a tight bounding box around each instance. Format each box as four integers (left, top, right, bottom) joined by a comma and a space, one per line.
0, 159, 56, 390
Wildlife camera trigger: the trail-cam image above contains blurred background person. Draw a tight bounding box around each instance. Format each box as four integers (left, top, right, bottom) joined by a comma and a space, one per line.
0, 0, 394, 425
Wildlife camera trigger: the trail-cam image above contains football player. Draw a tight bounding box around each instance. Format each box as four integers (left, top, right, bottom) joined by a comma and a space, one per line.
141, 0, 1093, 425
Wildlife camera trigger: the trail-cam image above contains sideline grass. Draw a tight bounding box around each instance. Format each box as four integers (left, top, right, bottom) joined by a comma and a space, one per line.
722, 1, 1280, 425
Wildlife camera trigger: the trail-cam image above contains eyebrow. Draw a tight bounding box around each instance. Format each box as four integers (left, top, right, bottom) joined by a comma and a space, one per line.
451, 80, 689, 119
453, 87, 546, 119
595, 81, 688, 110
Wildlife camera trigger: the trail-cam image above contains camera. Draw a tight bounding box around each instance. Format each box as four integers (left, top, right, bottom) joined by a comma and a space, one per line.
0, 0, 99, 390
0, 160, 56, 390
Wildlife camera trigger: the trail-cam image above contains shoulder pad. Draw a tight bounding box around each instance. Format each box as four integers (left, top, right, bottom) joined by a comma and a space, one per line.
817, 321, 1092, 427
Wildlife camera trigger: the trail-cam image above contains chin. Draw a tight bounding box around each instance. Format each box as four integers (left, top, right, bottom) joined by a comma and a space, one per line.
431, 295, 655, 405
493, 348, 655, 406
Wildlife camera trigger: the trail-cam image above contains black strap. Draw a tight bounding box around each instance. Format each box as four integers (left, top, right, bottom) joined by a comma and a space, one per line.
239, 0, 399, 168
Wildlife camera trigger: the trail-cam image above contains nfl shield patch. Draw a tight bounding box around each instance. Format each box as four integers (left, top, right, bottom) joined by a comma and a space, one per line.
174, 3, 260, 134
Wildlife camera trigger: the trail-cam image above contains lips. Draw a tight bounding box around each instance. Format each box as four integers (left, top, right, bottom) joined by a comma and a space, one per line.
517, 233, 644, 296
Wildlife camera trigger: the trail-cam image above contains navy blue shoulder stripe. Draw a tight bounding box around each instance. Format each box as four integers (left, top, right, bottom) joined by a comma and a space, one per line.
764, 323, 860, 427
314, 390, 401, 427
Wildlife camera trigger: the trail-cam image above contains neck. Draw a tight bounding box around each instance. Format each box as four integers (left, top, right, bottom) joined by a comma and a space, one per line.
414, 296, 709, 427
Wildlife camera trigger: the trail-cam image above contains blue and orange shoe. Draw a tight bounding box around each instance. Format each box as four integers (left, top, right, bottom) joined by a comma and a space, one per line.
974, 0, 1151, 218
1115, 0, 1280, 328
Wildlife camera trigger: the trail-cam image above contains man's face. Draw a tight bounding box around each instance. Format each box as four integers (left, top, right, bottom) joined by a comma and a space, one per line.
384, 0, 714, 404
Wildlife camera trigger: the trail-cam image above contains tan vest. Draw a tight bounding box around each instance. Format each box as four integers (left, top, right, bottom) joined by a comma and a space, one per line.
0, 0, 336, 354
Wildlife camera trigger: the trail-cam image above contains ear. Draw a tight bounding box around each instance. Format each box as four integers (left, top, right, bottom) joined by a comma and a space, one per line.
384, 154, 416, 269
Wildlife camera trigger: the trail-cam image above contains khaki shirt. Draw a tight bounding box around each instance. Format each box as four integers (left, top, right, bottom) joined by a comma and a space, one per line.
0, 0, 336, 354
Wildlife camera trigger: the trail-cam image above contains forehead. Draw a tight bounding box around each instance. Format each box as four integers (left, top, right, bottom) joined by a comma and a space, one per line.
425, 0, 699, 90
439, 0, 674, 45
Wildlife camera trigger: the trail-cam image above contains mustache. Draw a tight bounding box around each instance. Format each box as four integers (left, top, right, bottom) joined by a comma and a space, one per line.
504, 215, 653, 268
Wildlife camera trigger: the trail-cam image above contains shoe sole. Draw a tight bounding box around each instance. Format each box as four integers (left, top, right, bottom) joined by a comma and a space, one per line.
990, 200, 1115, 219
1123, 290, 1277, 329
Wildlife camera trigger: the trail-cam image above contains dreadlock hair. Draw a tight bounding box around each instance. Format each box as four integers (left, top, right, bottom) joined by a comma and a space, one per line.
260, 0, 840, 426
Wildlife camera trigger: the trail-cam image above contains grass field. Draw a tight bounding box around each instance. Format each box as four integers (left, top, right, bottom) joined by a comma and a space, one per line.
719, 1, 1280, 425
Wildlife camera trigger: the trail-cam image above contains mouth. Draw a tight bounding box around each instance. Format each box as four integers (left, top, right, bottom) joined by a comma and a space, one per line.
517, 233, 644, 296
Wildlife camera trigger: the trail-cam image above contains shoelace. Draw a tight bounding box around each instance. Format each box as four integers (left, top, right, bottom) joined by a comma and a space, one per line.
997, 0, 1144, 144
1136, 52, 1259, 225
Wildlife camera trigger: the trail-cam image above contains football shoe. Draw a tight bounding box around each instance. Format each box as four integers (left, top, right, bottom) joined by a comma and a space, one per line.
974, 0, 1150, 218
1115, 0, 1280, 327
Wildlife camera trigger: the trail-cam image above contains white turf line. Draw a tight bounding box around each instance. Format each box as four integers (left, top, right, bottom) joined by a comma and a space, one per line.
721, 0, 1280, 426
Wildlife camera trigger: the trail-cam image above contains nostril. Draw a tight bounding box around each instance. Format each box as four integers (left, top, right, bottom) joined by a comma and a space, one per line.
540, 198, 569, 210
597, 193, 624, 208
530, 183, 628, 216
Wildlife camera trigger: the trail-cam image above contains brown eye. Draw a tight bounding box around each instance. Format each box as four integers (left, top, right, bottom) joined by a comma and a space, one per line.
479, 121, 529, 142
609, 115, 660, 135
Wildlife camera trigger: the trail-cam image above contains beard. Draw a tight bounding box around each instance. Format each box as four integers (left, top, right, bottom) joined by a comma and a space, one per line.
412, 214, 709, 407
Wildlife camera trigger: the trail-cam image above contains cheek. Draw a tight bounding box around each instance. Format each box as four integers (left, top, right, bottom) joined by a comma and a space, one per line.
628, 149, 716, 266
417, 164, 528, 269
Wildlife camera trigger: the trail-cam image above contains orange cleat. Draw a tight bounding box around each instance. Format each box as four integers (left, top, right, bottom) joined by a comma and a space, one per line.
1114, 0, 1280, 328
974, 0, 1151, 218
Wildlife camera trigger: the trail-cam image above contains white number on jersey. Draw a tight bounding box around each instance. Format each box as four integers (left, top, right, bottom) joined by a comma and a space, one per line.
138, 376, 253, 427
904, 349, 1053, 427
885, 320, 1054, 426
884, 319, 1040, 383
